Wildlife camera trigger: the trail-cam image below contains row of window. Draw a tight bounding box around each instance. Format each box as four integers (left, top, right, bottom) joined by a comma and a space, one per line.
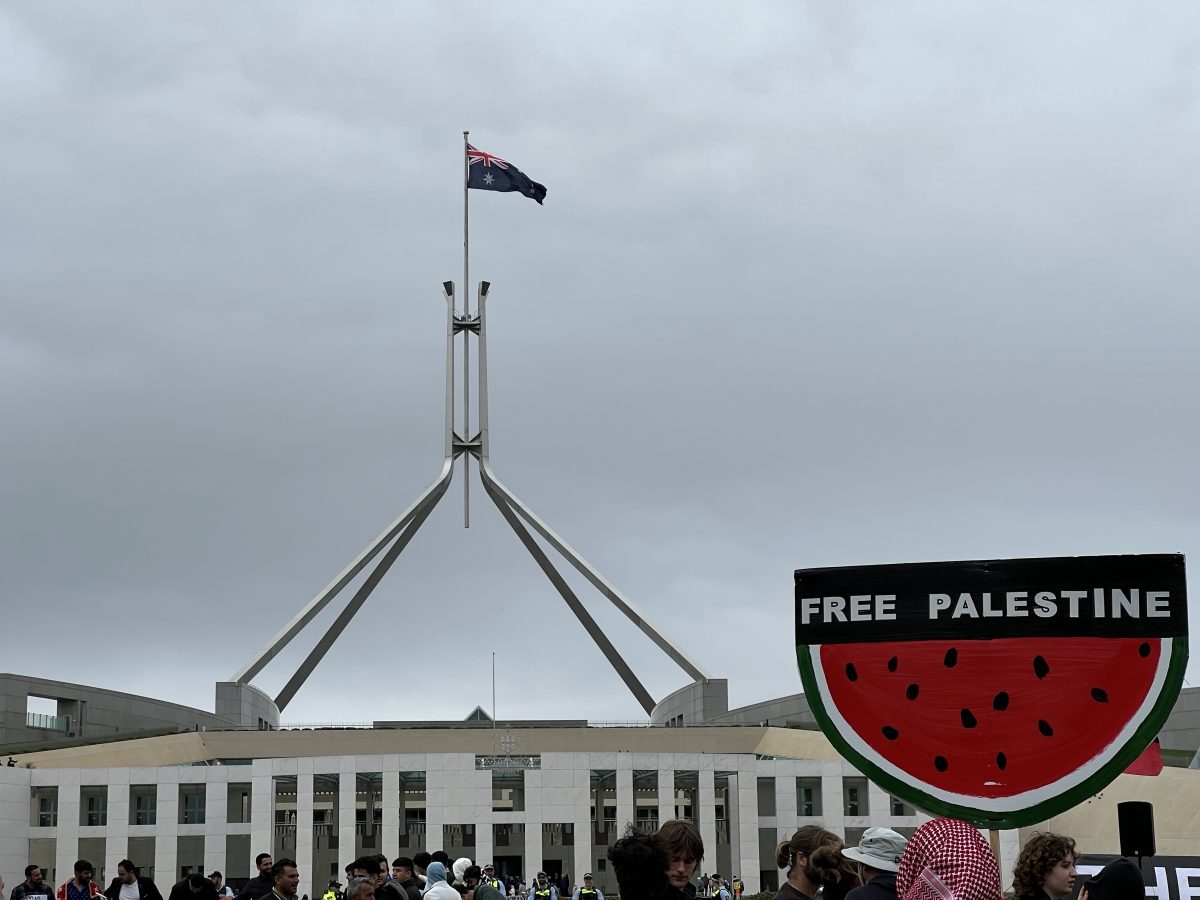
30, 784, 251, 828
30, 772, 912, 829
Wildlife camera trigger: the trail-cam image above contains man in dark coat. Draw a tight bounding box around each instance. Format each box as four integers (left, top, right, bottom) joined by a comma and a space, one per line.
167, 876, 217, 900
105, 861, 163, 900
235, 856, 275, 900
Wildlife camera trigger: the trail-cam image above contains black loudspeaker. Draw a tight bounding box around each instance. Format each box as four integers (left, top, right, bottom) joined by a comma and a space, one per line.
1117, 801, 1156, 858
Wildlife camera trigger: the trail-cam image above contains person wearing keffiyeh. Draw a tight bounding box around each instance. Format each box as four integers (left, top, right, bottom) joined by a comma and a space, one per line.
895, 819, 1002, 900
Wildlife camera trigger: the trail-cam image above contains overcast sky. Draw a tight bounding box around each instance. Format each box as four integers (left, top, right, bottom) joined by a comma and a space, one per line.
3, 3, 1199, 726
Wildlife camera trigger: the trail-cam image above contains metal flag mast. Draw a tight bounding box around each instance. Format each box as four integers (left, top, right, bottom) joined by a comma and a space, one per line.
230, 134, 709, 715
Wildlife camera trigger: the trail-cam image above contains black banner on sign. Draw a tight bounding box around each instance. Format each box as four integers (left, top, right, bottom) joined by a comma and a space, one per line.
1076, 855, 1200, 900
794, 554, 1187, 645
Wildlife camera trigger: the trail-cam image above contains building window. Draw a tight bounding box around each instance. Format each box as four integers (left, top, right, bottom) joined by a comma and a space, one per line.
180, 785, 206, 825
796, 778, 822, 817
843, 777, 869, 817
81, 786, 108, 827
227, 783, 251, 824
633, 770, 659, 833
674, 771, 698, 821
399, 772, 427, 850
757, 777, 777, 817
492, 770, 525, 813
131, 786, 157, 826
31, 786, 58, 827
890, 795, 914, 817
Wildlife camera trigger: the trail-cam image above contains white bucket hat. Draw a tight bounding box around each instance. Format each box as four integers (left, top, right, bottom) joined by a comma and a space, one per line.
841, 827, 908, 873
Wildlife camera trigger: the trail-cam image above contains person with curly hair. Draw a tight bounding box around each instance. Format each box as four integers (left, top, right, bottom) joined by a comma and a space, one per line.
774, 826, 858, 900
1011, 833, 1078, 900
608, 831, 671, 900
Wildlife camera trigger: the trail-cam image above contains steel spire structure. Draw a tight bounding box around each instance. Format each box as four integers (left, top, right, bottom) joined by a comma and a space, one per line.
231, 278, 709, 714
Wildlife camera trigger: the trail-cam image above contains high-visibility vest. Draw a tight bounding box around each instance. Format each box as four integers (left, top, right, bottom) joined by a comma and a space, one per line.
486, 881, 502, 892
322, 891, 338, 900
534, 887, 553, 900
579, 889, 598, 900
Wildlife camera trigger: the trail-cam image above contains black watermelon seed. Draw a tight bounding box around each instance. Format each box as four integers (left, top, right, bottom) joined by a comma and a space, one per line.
934, 756, 949, 772
993, 691, 1010, 711
906, 683, 920, 701
996, 752, 1007, 771
1038, 719, 1054, 737
882, 725, 900, 740
960, 708, 977, 729
1139, 642, 1151, 658
1034, 656, 1050, 679
1091, 688, 1109, 703
944, 647, 958, 668
845, 663, 858, 682
887, 656, 898, 673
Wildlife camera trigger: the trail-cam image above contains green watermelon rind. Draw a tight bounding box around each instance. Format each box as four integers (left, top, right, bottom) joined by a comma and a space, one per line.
796, 635, 1188, 831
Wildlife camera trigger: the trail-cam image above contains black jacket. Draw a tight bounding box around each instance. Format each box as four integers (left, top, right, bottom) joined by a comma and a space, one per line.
167, 881, 218, 900
234, 877, 273, 900
844, 874, 896, 900
105, 879, 164, 900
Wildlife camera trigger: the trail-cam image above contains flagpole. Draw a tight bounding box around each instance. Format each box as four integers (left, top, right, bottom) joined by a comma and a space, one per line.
463, 130, 470, 528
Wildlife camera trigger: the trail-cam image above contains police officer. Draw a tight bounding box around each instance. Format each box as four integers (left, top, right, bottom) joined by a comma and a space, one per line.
480, 869, 502, 894
528, 875, 556, 900
322, 881, 343, 900
570, 874, 601, 900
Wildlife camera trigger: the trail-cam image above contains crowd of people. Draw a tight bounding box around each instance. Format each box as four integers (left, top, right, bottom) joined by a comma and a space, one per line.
0, 819, 1150, 900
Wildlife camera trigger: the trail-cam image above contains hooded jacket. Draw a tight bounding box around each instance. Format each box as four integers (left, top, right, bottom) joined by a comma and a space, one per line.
423, 864, 459, 900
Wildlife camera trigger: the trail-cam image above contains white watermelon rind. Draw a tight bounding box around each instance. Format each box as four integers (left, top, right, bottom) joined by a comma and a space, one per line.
796, 635, 1188, 830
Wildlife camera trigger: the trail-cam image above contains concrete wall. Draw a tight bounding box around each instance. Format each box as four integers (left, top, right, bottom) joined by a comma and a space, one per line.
649, 680, 729, 725
0, 675, 231, 748
214, 683, 280, 731
709, 693, 817, 729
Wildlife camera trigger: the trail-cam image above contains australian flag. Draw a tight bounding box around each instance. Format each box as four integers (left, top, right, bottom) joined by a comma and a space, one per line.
467, 144, 547, 205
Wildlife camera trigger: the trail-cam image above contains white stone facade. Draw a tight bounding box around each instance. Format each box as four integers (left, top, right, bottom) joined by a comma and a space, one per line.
0, 750, 943, 899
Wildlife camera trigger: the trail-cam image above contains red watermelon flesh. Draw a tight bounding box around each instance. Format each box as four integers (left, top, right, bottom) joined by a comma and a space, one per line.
819, 636, 1159, 798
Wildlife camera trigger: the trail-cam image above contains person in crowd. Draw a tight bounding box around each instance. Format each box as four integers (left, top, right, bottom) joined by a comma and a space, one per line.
452, 863, 473, 890
699, 878, 709, 898
895, 819, 1001, 900
463, 867, 503, 900
1078, 859, 1144, 900
570, 873, 602, 900
657, 820, 704, 900
13, 866, 54, 900
528, 875, 556, 900
236, 856, 275, 900
105, 861, 164, 900
412, 856, 432, 891
344, 881, 374, 900
708, 878, 729, 900
167, 875, 217, 900
391, 860, 420, 900
268, 860, 299, 900
731, 879, 742, 900
209, 875, 233, 899
843, 828, 907, 900
321, 882, 342, 900
608, 830, 670, 900
431, 857, 452, 873
57, 861, 106, 900
775, 826, 857, 900
479, 869, 501, 895
1012, 833, 1078, 900
423, 864, 459, 900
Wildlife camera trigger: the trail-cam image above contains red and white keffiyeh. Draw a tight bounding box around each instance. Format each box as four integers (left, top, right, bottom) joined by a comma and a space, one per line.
895, 819, 1002, 900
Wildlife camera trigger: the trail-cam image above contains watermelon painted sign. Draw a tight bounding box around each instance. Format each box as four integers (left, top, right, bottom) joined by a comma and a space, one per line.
795, 554, 1188, 829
